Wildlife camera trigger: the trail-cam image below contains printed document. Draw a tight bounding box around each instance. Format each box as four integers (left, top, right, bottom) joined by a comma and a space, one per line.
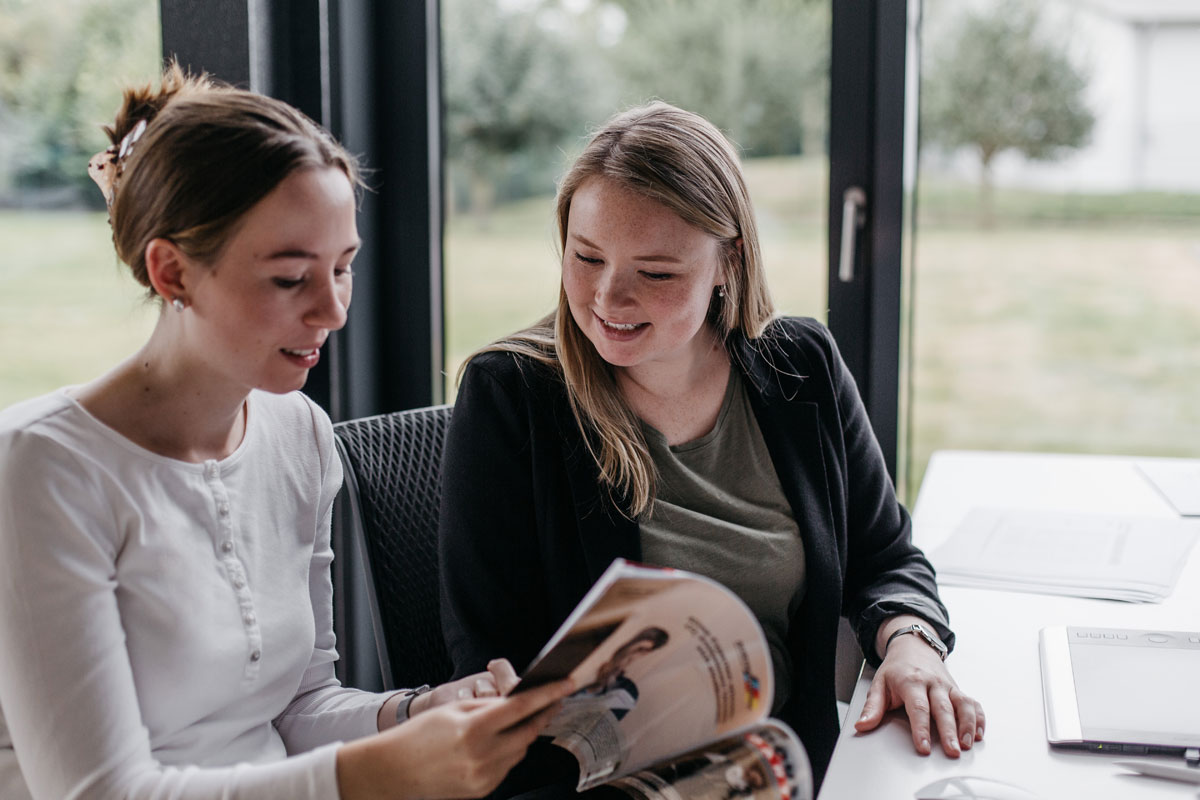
930, 507, 1199, 602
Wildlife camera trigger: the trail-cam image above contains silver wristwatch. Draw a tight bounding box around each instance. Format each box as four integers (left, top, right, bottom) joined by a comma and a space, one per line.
885, 622, 948, 661
395, 684, 432, 724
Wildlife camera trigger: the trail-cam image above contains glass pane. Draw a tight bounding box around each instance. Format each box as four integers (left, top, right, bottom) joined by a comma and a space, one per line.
442, 0, 830, 398
905, 0, 1200, 495
0, 0, 162, 409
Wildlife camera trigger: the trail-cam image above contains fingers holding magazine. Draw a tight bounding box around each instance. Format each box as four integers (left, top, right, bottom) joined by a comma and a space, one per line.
410, 658, 524, 715
349, 678, 574, 800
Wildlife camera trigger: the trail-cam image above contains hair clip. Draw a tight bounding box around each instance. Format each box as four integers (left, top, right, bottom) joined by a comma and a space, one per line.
87, 147, 120, 207
117, 119, 148, 161
87, 118, 149, 208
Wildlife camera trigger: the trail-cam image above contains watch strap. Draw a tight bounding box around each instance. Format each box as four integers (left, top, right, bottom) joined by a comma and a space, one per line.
885, 623, 948, 661
395, 684, 432, 725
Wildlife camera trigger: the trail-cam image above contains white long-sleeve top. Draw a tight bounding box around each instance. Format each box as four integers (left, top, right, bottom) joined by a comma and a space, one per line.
0, 389, 385, 799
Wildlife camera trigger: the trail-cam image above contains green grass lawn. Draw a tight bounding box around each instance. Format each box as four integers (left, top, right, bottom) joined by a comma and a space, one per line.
906, 224, 1200, 496
0, 212, 158, 409
4, 158, 1198, 499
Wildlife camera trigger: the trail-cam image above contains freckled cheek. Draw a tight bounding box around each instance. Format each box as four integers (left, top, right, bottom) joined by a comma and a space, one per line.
561, 263, 587, 299
561, 265, 594, 319
645, 283, 710, 326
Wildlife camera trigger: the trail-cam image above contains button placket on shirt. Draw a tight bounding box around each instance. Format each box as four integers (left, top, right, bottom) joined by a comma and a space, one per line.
204, 459, 263, 681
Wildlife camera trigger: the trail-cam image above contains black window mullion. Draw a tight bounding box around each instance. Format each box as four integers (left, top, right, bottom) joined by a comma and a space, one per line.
827, 0, 908, 481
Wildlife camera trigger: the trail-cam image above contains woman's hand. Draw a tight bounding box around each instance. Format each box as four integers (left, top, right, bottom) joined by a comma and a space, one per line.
853, 617, 985, 757
341, 677, 573, 800
412, 658, 523, 716
379, 659, 523, 729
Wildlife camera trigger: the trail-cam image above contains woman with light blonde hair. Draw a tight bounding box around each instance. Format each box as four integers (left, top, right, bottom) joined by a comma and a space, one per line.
439, 101, 983, 795
0, 64, 571, 800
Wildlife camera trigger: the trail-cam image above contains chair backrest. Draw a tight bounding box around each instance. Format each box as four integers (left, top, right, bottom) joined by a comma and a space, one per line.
333, 405, 455, 690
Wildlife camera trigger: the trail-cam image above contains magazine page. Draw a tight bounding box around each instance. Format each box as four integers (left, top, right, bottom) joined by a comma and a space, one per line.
606, 720, 812, 800
515, 559, 774, 790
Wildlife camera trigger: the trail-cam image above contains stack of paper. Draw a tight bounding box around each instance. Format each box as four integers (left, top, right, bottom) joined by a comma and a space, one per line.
931, 508, 1200, 603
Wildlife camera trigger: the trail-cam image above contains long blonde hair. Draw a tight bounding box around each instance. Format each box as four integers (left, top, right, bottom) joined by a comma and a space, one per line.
472, 102, 775, 516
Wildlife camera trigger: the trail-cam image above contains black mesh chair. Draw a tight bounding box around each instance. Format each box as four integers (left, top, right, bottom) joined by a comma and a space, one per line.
333, 405, 455, 690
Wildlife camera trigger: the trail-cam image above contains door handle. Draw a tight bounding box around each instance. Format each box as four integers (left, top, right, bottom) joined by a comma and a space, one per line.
838, 186, 867, 283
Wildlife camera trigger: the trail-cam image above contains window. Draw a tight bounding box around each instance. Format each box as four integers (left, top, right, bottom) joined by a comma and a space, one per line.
0, 0, 162, 409
904, 0, 1200, 494
441, 0, 831, 398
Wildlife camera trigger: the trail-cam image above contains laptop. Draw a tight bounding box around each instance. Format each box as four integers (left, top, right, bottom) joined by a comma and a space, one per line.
1039, 626, 1200, 756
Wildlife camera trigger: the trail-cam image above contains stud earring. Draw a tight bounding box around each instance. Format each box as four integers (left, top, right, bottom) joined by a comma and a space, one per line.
716, 285, 727, 298
172, 297, 186, 312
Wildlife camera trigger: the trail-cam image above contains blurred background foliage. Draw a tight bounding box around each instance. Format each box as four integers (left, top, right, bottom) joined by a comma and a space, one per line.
0, 0, 160, 206
0, 0, 1098, 222
442, 0, 828, 217
1, 0, 831, 211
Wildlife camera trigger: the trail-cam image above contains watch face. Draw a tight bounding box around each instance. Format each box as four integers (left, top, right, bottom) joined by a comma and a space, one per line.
915, 624, 948, 658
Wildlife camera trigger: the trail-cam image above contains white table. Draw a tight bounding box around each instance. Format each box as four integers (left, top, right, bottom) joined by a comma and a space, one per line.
818, 450, 1200, 799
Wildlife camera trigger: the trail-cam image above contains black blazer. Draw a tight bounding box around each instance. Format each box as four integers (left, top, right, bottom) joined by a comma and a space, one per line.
439, 317, 953, 792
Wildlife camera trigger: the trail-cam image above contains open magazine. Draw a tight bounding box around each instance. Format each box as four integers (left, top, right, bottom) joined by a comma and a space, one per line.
512, 559, 812, 800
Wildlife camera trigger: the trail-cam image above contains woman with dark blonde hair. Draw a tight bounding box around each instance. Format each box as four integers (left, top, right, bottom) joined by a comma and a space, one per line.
439, 102, 983, 793
0, 65, 570, 800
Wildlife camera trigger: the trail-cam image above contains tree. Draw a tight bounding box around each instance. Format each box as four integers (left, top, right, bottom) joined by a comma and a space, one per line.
442, 0, 605, 219
0, 0, 160, 202
921, 0, 1095, 227
608, 0, 828, 158
440, 0, 830, 217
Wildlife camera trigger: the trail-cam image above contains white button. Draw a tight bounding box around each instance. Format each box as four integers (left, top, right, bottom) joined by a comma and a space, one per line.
218, 503, 230, 516
233, 578, 245, 590
249, 649, 261, 662
243, 614, 255, 625
205, 463, 218, 478
220, 541, 233, 553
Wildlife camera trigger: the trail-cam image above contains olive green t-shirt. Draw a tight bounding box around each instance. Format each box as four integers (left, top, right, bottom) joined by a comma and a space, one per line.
639, 368, 806, 712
